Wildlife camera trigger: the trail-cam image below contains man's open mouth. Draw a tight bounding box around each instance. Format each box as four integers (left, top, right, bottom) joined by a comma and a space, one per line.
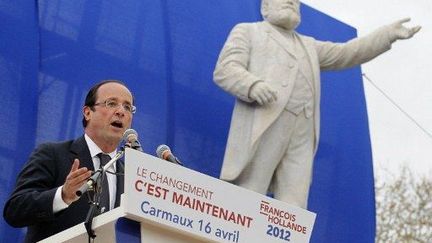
111, 121, 123, 128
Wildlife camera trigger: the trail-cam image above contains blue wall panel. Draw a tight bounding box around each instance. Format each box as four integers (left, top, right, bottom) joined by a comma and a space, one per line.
0, 1, 374, 242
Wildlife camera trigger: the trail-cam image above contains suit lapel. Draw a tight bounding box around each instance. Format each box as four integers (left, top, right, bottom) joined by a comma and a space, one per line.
67, 136, 96, 209
69, 136, 95, 171
262, 21, 298, 60
69, 135, 125, 207
296, 34, 319, 92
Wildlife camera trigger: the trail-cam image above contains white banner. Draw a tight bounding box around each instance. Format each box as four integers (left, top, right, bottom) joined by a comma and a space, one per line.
124, 148, 316, 242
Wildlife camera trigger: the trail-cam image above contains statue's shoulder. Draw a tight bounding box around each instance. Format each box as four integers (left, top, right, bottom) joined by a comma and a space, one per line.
234, 21, 269, 37
296, 32, 316, 43
227, 22, 264, 40
232, 21, 261, 30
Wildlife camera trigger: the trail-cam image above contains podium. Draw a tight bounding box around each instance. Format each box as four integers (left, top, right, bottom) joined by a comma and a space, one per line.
40, 149, 316, 243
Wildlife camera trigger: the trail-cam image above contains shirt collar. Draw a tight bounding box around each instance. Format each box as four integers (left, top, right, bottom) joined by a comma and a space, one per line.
84, 133, 117, 159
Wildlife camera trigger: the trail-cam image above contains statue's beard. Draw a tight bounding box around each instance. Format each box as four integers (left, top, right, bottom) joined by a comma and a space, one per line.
264, 11, 301, 30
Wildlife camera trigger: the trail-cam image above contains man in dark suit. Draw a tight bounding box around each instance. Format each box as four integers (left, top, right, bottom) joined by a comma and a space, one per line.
3, 80, 135, 242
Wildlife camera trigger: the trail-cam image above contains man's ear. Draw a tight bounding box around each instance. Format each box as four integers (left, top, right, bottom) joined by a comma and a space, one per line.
83, 106, 92, 123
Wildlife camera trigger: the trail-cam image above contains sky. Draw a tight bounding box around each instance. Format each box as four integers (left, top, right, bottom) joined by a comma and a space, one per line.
301, 0, 432, 179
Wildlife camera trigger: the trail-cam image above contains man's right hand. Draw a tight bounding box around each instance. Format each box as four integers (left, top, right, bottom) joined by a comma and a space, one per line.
249, 82, 278, 105
62, 159, 92, 205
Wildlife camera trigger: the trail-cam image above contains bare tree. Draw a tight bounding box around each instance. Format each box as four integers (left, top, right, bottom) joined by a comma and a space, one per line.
375, 166, 432, 243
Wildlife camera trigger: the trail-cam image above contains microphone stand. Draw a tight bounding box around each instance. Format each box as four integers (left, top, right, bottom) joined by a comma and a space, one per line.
84, 173, 101, 240
83, 149, 125, 241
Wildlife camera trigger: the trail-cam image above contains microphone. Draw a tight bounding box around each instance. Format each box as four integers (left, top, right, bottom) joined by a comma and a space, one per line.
123, 128, 143, 152
76, 171, 102, 197
75, 150, 124, 197
156, 144, 183, 166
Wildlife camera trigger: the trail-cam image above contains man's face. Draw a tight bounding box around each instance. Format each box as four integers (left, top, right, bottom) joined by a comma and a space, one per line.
84, 82, 134, 147
262, 0, 301, 30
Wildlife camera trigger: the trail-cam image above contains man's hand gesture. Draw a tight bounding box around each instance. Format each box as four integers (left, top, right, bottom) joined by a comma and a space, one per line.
62, 159, 92, 205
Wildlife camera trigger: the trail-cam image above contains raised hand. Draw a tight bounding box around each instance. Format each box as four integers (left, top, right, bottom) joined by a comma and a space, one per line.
61, 159, 92, 205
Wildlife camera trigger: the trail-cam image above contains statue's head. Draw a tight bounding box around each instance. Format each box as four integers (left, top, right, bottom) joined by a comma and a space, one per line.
261, 0, 301, 30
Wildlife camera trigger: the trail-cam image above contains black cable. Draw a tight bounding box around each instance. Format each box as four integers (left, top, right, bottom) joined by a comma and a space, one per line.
105, 170, 124, 176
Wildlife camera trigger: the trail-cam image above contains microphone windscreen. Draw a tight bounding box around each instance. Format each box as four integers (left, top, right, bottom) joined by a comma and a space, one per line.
123, 128, 138, 142
156, 144, 170, 159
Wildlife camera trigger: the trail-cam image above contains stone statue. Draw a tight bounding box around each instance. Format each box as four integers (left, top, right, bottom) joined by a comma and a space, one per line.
213, 0, 420, 208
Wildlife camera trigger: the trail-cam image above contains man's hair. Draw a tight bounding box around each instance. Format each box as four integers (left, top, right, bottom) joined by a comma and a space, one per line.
82, 80, 131, 128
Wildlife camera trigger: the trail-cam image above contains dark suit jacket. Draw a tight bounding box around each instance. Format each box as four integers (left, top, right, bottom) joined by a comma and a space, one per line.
3, 136, 124, 243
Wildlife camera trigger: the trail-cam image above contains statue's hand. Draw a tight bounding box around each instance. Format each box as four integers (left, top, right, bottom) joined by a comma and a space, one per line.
389, 18, 421, 41
249, 82, 278, 105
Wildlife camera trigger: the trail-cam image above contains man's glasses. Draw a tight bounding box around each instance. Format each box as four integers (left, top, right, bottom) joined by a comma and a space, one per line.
93, 99, 136, 114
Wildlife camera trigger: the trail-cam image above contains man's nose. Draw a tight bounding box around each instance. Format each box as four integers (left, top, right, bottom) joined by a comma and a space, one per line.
114, 105, 127, 115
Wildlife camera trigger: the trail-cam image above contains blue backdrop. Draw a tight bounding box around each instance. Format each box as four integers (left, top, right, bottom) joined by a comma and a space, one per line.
0, 1, 375, 242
